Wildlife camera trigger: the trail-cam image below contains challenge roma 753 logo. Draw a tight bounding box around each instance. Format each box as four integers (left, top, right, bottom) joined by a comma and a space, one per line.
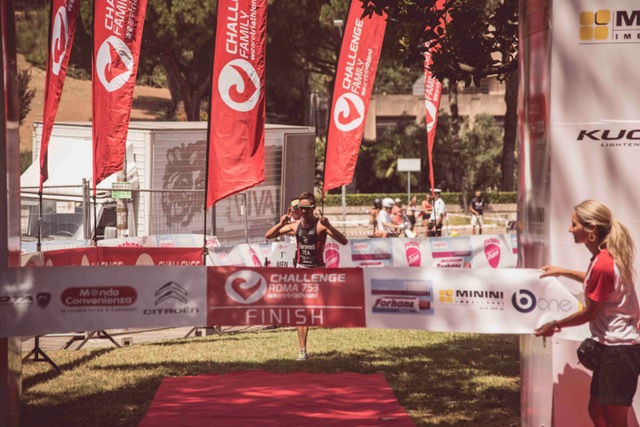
218, 59, 261, 112
96, 36, 134, 92
225, 270, 267, 304
333, 93, 365, 132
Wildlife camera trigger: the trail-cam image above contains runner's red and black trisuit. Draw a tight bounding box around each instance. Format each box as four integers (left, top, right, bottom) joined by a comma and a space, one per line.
295, 219, 326, 268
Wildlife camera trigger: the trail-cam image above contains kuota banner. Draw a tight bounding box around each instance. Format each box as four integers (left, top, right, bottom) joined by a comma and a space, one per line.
206, 0, 267, 208
39, 0, 80, 189
92, 0, 148, 190
207, 267, 367, 327
323, 1, 387, 192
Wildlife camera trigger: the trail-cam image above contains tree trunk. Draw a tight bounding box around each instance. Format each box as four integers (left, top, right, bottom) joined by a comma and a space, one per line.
448, 80, 463, 191
501, 70, 518, 191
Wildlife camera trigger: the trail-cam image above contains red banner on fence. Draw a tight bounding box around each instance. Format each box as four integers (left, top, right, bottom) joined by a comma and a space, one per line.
42, 247, 203, 266
323, 2, 387, 193
206, 0, 267, 208
207, 267, 366, 327
92, 0, 147, 191
39, 0, 80, 190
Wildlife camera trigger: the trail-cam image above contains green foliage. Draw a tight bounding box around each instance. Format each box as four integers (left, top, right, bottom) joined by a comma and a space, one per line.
15, 7, 49, 68
20, 150, 33, 174
322, 191, 516, 206
18, 69, 36, 125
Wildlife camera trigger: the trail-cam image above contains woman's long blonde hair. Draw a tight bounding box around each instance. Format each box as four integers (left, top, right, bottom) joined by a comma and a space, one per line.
574, 200, 636, 284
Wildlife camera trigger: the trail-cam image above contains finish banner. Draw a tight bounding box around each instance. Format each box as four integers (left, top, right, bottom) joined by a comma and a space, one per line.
206, 0, 267, 208
92, 0, 148, 190
323, 1, 387, 192
0, 267, 579, 337
207, 267, 366, 327
39, 0, 80, 190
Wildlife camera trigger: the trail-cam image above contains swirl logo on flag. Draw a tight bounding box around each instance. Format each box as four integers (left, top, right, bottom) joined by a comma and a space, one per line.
334, 93, 365, 132
96, 36, 134, 92
218, 59, 261, 112
225, 270, 267, 304
512, 289, 537, 313
51, 6, 68, 75
425, 98, 438, 132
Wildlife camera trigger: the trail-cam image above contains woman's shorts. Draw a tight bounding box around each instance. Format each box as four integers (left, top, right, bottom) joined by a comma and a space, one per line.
591, 343, 640, 406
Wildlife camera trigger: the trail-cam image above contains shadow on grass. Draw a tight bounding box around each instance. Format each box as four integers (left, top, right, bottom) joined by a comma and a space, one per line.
22, 333, 519, 426
131, 95, 172, 120
22, 347, 117, 390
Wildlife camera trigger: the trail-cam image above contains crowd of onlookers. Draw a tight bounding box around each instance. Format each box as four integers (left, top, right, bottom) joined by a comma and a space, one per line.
368, 190, 487, 238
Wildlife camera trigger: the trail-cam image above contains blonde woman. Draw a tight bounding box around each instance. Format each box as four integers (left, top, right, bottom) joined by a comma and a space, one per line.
535, 200, 640, 427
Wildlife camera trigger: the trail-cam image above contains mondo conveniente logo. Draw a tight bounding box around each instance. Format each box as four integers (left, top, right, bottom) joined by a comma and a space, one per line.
225, 270, 267, 304
218, 59, 261, 112
333, 93, 365, 132
61, 287, 137, 307
580, 9, 640, 43
96, 36, 134, 92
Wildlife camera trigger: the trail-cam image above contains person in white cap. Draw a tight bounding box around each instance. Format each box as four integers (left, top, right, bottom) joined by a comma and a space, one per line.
428, 189, 446, 237
377, 198, 405, 237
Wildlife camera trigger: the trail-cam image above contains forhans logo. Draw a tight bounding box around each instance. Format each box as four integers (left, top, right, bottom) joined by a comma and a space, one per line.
96, 36, 133, 92
333, 93, 365, 132
218, 59, 261, 112
512, 289, 536, 313
154, 282, 188, 305
225, 270, 267, 304
580, 9, 640, 43
51, 6, 68, 75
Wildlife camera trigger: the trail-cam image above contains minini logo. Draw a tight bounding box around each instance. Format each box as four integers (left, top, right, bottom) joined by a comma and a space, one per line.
580, 10, 611, 41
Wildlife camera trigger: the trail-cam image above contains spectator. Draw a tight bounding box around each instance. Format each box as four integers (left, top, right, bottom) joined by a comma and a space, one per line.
406, 196, 417, 232
421, 194, 433, 237
377, 198, 404, 238
469, 191, 486, 235
369, 198, 382, 237
428, 189, 445, 237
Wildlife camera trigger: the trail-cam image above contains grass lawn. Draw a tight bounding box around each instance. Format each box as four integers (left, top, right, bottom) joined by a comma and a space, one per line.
21, 328, 520, 426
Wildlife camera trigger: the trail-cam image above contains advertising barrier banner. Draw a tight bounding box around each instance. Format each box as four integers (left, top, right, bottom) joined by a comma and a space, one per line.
0, 266, 579, 338
0, 267, 206, 337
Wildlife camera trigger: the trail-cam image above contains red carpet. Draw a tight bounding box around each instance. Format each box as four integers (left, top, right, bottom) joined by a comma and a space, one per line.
139, 371, 415, 426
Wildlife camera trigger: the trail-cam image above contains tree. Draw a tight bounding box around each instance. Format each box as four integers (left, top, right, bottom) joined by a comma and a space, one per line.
18, 68, 36, 125
362, 0, 519, 191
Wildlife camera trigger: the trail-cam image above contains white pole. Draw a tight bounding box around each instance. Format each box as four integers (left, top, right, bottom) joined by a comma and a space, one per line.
341, 185, 347, 233
407, 172, 411, 204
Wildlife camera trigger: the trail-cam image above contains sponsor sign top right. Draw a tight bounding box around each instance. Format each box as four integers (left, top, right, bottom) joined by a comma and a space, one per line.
579, 8, 640, 43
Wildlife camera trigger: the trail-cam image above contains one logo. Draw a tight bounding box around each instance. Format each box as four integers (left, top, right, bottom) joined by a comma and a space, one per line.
96, 36, 134, 92
154, 282, 188, 305
483, 238, 501, 269
218, 59, 261, 112
36, 293, 51, 309
512, 289, 536, 313
333, 93, 365, 132
425, 99, 438, 132
225, 270, 267, 304
404, 241, 421, 267
51, 6, 68, 75
580, 10, 611, 41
